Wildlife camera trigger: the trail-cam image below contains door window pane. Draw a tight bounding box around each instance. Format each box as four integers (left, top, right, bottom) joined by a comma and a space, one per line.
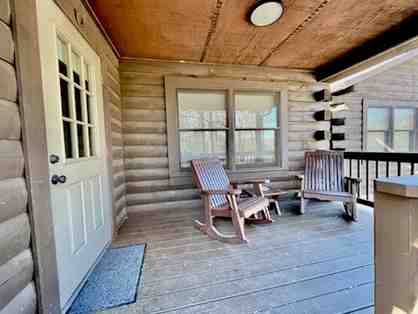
84, 62, 90, 91
367, 132, 386, 152
179, 131, 226, 168
63, 121, 73, 159
235, 130, 275, 166
57, 37, 68, 76
393, 131, 412, 152
178, 90, 226, 129
74, 87, 83, 121
72, 51, 81, 85
77, 124, 86, 158
394, 108, 415, 130
235, 93, 277, 128
59, 78, 70, 118
86, 94, 92, 124
368, 108, 389, 130
88, 127, 95, 156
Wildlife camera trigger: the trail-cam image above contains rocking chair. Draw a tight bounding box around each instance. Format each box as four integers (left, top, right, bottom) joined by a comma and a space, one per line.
191, 158, 271, 244
297, 150, 361, 221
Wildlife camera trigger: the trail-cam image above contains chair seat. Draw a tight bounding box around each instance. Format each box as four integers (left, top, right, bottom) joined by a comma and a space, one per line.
303, 190, 354, 201
238, 196, 269, 218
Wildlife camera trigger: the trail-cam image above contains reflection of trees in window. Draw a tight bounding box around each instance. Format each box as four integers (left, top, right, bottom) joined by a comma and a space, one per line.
367, 106, 417, 153
177, 90, 280, 168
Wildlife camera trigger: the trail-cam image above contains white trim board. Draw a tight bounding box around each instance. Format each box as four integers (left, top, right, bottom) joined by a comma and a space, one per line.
322, 36, 418, 93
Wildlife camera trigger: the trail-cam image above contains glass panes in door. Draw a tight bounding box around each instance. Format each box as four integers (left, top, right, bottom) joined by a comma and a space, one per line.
57, 36, 97, 160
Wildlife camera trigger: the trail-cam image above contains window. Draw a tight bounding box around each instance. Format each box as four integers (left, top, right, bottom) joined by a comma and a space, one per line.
178, 90, 227, 168
166, 77, 288, 177
234, 92, 279, 167
367, 106, 417, 152
57, 36, 97, 160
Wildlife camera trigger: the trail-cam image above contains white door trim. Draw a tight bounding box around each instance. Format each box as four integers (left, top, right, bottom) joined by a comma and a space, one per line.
36, 0, 113, 310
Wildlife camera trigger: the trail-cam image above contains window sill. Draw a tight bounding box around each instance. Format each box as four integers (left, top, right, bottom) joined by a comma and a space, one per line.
168, 166, 290, 185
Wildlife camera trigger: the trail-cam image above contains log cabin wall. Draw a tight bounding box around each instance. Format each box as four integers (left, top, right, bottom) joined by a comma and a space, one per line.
120, 59, 331, 213
54, 0, 128, 231
0, 0, 37, 312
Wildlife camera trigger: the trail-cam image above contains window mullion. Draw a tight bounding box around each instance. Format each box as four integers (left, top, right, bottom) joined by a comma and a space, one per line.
227, 89, 235, 171
415, 108, 418, 152
388, 108, 394, 152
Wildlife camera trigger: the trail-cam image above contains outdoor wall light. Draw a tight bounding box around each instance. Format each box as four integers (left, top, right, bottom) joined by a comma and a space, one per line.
249, 0, 284, 27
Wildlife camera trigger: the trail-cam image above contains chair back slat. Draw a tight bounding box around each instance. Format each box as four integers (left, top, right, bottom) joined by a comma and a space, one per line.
304, 150, 344, 192
191, 159, 230, 209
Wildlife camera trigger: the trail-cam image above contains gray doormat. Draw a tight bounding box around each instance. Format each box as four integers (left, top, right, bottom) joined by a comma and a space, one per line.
68, 244, 146, 314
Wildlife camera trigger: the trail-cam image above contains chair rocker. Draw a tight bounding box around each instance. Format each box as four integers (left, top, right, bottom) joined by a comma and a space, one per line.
191, 158, 272, 244
297, 150, 361, 221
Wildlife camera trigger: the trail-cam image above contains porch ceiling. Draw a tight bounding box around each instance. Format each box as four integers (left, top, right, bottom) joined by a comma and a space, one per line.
87, 0, 418, 76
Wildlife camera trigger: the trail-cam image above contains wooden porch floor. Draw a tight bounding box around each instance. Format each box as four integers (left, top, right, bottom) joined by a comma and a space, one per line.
106, 201, 374, 314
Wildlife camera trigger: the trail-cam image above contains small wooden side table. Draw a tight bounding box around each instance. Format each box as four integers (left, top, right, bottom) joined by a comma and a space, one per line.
263, 189, 287, 216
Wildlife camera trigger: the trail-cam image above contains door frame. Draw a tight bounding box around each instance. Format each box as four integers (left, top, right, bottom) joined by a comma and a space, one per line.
11, 0, 116, 312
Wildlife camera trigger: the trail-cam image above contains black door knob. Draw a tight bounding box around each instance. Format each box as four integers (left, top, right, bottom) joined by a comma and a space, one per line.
50, 154, 60, 164
51, 175, 66, 185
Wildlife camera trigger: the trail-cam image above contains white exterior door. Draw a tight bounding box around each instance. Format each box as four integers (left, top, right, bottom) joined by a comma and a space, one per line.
36, 0, 112, 309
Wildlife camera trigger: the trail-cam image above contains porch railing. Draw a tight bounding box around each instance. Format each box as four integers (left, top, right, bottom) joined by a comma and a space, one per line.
343, 152, 418, 207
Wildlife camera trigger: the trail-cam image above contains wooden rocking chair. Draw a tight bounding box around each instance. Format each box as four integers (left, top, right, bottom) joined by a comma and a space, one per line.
297, 150, 361, 221
191, 158, 272, 244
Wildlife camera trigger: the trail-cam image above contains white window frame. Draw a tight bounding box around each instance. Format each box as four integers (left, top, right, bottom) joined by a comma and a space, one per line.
165, 76, 289, 179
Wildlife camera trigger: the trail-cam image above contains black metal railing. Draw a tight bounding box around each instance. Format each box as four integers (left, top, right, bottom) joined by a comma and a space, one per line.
344, 152, 418, 207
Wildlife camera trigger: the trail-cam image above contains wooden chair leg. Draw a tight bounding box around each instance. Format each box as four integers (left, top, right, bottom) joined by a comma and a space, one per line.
352, 201, 358, 221
246, 205, 274, 225
230, 207, 248, 244
264, 207, 272, 221
195, 196, 246, 244
300, 196, 306, 214
273, 200, 282, 216
343, 201, 358, 222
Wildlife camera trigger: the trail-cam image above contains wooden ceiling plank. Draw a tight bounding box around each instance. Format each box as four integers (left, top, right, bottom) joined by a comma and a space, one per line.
200, 0, 225, 62
88, 0, 418, 72
204, 0, 328, 66
265, 0, 418, 69
259, 0, 331, 66
88, 0, 216, 61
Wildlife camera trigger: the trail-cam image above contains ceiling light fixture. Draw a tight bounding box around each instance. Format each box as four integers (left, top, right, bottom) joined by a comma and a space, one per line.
249, 0, 284, 27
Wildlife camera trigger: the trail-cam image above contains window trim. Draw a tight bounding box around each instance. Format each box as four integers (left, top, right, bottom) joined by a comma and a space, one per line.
165, 76, 289, 179
366, 101, 418, 152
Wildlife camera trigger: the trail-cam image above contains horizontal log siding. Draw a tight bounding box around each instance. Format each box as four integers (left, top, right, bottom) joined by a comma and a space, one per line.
104, 58, 127, 231
0, 2, 35, 312
120, 60, 330, 213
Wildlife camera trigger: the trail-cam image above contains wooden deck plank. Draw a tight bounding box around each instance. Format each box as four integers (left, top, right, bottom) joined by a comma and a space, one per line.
156, 267, 373, 314
268, 283, 374, 314
103, 201, 374, 314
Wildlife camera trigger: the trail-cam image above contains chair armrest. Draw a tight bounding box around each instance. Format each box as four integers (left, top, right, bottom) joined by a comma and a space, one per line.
201, 188, 242, 196
231, 178, 270, 185
344, 177, 361, 184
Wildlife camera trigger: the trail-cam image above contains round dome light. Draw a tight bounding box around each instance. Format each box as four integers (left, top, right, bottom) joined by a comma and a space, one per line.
250, 1, 284, 27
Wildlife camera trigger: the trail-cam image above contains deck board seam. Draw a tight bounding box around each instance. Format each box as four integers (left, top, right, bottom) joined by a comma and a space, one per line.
141, 258, 373, 299
267, 282, 374, 313
142, 231, 372, 271
142, 268, 374, 314
142, 237, 372, 278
